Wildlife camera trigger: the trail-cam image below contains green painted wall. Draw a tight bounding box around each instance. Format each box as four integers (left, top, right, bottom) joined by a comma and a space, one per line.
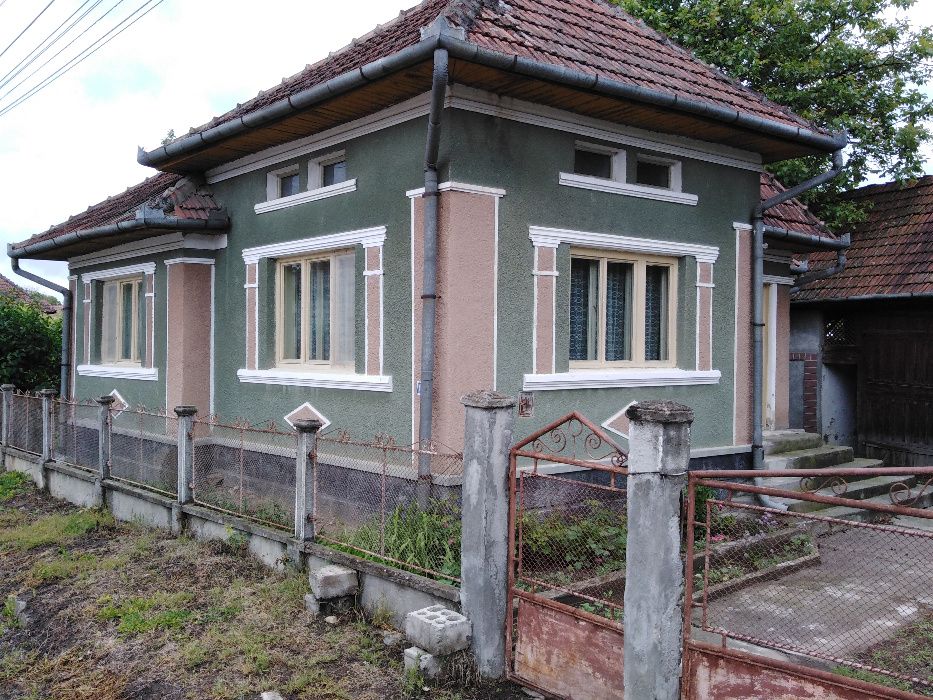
70, 106, 764, 450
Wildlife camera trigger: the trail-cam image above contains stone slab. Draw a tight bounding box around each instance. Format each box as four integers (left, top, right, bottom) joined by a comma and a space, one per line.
404, 646, 441, 679
309, 564, 358, 599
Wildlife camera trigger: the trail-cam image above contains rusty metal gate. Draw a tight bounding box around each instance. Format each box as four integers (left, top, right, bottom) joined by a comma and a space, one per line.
506, 412, 629, 699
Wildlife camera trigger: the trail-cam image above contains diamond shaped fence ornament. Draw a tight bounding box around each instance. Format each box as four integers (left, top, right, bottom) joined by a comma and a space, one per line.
283, 402, 330, 430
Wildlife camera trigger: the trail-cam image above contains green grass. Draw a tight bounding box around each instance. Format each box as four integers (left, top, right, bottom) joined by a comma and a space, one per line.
0, 595, 20, 634
0, 509, 114, 551
0, 471, 29, 502
833, 666, 914, 692
97, 591, 194, 635
28, 550, 100, 583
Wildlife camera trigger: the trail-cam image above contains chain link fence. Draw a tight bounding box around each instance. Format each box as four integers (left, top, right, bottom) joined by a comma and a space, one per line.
314, 433, 463, 584
191, 418, 297, 530
686, 473, 933, 696
109, 406, 178, 496
52, 398, 99, 473
6, 390, 44, 455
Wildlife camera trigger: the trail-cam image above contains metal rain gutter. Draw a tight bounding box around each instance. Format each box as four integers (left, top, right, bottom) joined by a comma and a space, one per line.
9, 258, 72, 399
138, 34, 846, 172
750, 149, 847, 510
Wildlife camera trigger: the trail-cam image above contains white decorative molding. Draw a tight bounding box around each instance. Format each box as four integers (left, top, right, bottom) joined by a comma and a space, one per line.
691, 444, 752, 458
732, 222, 753, 232
764, 253, 793, 264
763, 274, 795, 286
69, 233, 226, 269
254, 179, 357, 215
406, 181, 507, 198
283, 402, 332, 430
601, 401, 636, 439
242, 226, 387, 264
77, 365, 159, 381
164, 258, 215, 266
523, 369, 721, 391
81, 262, 156, 282
529, 226, 719, 264
450, 85, 763, 172
559, 172, 699, 206
237, 368, 392, 392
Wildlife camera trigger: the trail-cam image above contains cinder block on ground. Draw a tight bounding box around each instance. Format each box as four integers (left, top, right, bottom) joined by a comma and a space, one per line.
309, 564, 358, 600
405, 605, 471, 656
404, 646, 441, 679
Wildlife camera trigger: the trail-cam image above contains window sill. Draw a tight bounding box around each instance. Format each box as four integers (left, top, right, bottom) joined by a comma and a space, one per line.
76, 365, 159, 381
236, 368, 392, 392
558, 172, 698, 206
523, 368, 720, 391
254, 179, 357, 215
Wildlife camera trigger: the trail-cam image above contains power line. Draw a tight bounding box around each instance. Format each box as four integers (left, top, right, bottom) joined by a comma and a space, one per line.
0, 0, 166, 118
0, 0, 56, 63
0, 0, 99, 90
0, 0, 129, 107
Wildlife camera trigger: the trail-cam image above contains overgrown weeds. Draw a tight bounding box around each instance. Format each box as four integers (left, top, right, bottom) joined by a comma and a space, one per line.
0, 471, 29, 502
0, 508, 114, 551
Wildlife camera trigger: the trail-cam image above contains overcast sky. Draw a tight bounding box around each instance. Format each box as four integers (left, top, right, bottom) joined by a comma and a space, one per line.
0, 0, 930, 295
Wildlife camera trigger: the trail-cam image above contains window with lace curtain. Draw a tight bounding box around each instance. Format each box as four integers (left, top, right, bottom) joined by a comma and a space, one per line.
276, 250, 355, 370
569, 248, 677, 367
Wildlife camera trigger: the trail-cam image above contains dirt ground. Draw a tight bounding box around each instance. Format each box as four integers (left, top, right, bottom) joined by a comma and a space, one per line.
0, 472, 525, 700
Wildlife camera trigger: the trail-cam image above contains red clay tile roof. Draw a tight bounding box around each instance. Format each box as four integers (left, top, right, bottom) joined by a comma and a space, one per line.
182, 0, 820, 139
793, 175, 933, 302
11, 173, 224, 251
760, 172, 832, 238
0, 274, 56, 312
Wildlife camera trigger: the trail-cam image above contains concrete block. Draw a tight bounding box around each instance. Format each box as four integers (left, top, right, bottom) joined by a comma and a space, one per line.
404, 646, 441, 679
405, 605, 471, 656
309, 564, 358, 599
304, 593, 320, 618
260, 693, 284, 700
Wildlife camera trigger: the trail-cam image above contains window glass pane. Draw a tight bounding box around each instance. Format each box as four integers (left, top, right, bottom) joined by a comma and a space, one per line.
570, 258, 598, 361
120, 282, 134, 361
136, 280, 145, 363
605, 262, 633, 361
280, 173, 300, 197
332, 253, 355, 367
308, 260, 330, 361
636, 160, 671, 188
322, 160, 348, 187
573, 150, 612, 179
281, 263, 302, 361
101, 282, 118, 363
645, 265, 670, 361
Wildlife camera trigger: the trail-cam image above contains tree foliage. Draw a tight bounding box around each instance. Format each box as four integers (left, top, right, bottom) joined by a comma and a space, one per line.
616, 0, 933, 230
0, 293, 61, 391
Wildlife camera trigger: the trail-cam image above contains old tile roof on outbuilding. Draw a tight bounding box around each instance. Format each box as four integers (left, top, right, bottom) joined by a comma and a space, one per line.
10, 173, 224, 252
176, 0, 823, 144
793, 175, 933, 302
760, 172, 832, 238
0, 274, 56, 313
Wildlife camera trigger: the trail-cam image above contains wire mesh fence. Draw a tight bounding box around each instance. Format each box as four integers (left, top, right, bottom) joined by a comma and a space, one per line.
191, 417, 297, 530
6, 390, 44, 455
314, 432, 463, 584
109, 406, 178, 496
686, 471, 933, 697
53, 398, 100, 473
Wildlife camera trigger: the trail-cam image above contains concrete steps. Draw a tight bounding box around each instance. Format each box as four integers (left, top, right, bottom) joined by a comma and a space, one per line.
815, 489, 933, 524
764, 445, 855, 471
783, 473, 912, 513
763, 430, 824, 456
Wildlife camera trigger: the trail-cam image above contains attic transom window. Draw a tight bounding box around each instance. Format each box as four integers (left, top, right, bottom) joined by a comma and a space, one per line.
635, 155, 680, 191
573, 143, 623, 181
280, 172, 300, 198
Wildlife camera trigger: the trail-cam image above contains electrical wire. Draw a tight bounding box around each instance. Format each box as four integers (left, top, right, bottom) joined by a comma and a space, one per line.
0, 0, 100, 90
0, 0, 56, 62
0, 0, 166, 118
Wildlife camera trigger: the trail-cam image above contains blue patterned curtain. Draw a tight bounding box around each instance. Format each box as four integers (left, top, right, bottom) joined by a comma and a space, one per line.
605, 262, 633, 361
645, 265, 669, 361
570, 259, 597, 361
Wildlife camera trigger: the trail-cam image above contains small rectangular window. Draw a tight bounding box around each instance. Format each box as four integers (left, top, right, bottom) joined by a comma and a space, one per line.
574, 149, 613, 179
569, 250, 677, 367
280, 173, 301, 198
322, 160, 348, 187
100, 277, 142, 365
276, 251, 355, 370
636, 159, 672, 189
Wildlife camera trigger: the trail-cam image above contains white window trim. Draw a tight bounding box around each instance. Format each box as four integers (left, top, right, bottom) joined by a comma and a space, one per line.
76, 364, 158, 381
236, 368, 392, 392
266, 164, 300, 201
559, 172, 698, 206
529, 226, 718, 264
523, 368, 720, 391
307, 150, 346, 190
635, 153, 683, 192
81, 262, 155, 283
574, 141, 627, 182
255, 178, 357, 215
242, 226, 386, 264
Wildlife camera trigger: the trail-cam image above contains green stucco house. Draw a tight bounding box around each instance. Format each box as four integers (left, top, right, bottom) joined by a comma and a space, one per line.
8, 0, 847, 467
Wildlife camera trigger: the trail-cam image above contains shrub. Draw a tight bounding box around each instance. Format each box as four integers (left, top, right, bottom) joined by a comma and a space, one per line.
0, 293, 61, 391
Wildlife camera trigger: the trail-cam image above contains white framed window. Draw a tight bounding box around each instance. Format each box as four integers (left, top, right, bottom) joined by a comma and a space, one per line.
573, 142, 626, 181
308, 150, 349, 189
276, 249, 355, 370
569, 248, 678, 368
256, 151, 356, 215
266, 164, 300, 201
100, 276, 143, 366
635, 154, 682, 192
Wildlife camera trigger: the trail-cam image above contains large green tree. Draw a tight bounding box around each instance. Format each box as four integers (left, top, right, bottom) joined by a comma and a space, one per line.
0, 293, 61, 391
616, 0, 933, 230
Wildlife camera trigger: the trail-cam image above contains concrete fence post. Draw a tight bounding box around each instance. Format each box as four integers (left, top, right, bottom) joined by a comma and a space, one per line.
0, 384, 14, 447
173, 406, 198, 535
39, 389, 56, 464
94, 396, 115, 506
293, 419, 322, 543
623, 400, 694, 700
460, 390, 516, 679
